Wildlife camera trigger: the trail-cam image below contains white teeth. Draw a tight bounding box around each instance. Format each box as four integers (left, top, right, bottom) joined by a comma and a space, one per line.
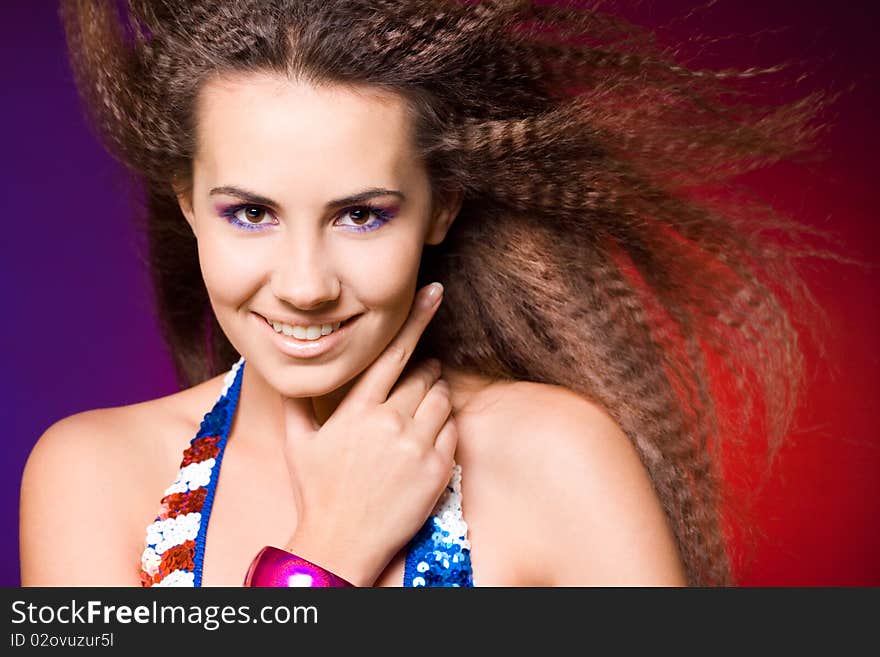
304, 325, 322, 340
267, 318, 343, 341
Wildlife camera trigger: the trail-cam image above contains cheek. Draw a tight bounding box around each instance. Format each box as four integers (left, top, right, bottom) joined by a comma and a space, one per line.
338, 233, 423, 310
197, 232, 263, 308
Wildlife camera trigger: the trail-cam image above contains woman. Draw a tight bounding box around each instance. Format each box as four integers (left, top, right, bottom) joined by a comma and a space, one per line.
20, 0, 835, 586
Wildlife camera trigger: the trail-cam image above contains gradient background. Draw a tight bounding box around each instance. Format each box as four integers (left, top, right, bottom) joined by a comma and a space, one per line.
3, 1, 877, 587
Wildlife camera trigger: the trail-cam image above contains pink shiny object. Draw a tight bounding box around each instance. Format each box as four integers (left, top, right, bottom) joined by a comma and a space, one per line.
243, 546, 356, 587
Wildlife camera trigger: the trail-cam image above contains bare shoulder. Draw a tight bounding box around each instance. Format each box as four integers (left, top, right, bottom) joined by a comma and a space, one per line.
449, 376, 687, 587
19, 373, 225, 586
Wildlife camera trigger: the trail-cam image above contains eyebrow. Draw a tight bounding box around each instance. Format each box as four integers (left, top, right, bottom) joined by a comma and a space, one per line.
209, 185, 406, 209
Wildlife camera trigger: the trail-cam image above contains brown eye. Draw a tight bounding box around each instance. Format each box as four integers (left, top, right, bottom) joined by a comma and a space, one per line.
243, 206, 265, 223
347, 207, 370, 225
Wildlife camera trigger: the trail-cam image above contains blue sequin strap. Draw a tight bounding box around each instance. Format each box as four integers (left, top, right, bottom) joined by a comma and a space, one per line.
192, 357, 245, 586
403, 463, 474, 587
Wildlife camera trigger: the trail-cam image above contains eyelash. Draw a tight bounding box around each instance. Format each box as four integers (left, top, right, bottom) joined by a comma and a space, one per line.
219, 203, 395, 234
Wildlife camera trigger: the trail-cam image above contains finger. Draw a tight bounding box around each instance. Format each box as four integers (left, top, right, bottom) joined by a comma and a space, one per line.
347, 282, 444, 406
412, 378, 452, 443
433, 416, 459, 465
384, 358, 442, 418
282, 395, 321, 438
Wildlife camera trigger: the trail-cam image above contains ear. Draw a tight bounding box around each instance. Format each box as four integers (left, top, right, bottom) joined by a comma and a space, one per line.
425, 190, 464, 246
172, 178, 197, 235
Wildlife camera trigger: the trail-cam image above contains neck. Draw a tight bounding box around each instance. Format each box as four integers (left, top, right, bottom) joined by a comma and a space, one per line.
231, 359, 360, 447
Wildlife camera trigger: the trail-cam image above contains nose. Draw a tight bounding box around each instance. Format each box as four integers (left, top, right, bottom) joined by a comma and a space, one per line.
269, 225, 341, 310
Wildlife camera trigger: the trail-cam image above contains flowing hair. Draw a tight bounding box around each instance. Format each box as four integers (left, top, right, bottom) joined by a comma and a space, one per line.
59, 0, 846, 585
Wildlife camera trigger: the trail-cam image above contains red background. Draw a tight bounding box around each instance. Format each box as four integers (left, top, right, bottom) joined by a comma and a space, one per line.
621, 0, 880, 585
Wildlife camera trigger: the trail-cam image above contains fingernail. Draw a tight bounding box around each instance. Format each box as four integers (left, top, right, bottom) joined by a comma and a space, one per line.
422, 282, 444, 307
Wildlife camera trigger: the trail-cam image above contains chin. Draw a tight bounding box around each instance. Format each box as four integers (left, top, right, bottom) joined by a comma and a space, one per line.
277, 381, 338, 398
256, 359, 354, 398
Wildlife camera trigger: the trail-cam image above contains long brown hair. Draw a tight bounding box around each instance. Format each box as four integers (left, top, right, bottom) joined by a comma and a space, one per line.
60, 0, 844, 585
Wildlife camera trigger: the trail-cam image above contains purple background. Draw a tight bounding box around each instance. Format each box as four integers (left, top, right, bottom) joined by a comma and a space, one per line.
3, 1, 178, 587
3, 1, 878, 586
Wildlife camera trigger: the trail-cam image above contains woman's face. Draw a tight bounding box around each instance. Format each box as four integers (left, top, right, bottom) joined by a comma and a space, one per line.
177, 72, 460, 398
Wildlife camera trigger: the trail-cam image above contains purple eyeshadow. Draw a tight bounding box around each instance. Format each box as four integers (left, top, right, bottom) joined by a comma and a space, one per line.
217, 203, 397, 233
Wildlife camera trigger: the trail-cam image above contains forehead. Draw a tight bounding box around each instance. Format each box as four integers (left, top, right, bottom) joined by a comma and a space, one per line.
193, 71, 417, 191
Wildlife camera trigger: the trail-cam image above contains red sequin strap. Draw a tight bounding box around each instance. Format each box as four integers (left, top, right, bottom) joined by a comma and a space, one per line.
138, 435, 220, 587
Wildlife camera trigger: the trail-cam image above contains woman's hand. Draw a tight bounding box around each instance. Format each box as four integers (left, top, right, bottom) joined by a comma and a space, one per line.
279, 282, 457, 586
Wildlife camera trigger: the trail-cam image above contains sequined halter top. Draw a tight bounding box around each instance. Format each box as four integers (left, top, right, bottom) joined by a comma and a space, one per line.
138, 356, 474, 588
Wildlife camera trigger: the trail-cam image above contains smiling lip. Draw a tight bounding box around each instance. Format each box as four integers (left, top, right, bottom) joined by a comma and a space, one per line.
256, 312, 360, 359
